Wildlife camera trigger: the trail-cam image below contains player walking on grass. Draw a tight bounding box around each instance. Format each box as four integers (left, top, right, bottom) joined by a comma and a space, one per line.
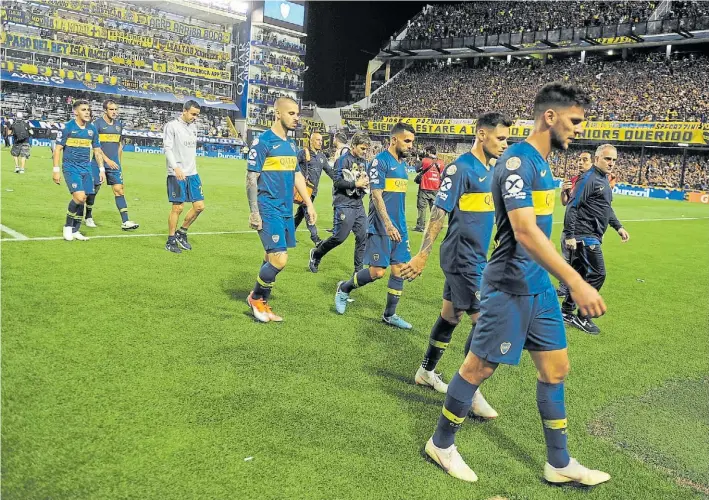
52, 100, 104, 242
85, 100, 139, 231
163, 101, 204, 254
423, 83, 611, 487
246, 97, 317, 323
334, 122, 415, 330
561, 144, 630, 334
401, 112, 512, 420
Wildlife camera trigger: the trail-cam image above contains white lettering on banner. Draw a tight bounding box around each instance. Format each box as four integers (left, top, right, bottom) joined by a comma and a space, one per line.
135, 145, 164, 154
217, 152, 241, 159
613, 186, 650, 197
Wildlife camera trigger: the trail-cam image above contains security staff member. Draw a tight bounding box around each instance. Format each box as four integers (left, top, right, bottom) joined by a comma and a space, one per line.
413, 146, 443, 231
294, 131, 333, 245
562, 144, 630, 334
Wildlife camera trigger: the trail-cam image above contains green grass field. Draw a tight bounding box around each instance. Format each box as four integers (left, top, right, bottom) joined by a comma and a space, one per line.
2, 147, 709, 499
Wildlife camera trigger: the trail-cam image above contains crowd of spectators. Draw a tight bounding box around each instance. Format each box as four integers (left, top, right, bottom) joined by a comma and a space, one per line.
254, 30, 306, 53
249, 89, 300, 107
252, 50, 305, 73
368, 53, 709, 122
403, 1, 708, 40
251, 73, 303, 91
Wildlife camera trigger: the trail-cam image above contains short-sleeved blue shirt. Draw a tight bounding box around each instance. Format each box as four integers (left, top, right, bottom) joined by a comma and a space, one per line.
367, 150, 409, 236
59, 119, 100, 171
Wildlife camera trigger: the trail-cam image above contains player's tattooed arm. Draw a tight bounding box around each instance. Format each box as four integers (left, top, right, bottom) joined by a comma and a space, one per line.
401, 206, 447, 281
246, 171, 262, 230
371, 189, 401, 242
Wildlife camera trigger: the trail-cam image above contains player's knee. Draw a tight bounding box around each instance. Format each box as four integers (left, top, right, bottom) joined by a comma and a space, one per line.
193, 201, 205, 213
538, 361, 570, 384
171, 203, 184, 214
441, 309, 462, 325
113, 185, 124, 196
74, 193, 87, 204
460, 354, 496, 383
269, 251, 288, 269
370, 267, 386, 280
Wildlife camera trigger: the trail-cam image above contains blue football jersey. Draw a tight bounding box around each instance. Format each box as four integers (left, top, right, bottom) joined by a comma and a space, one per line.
247, 129, 300, 217
91, 116, 123, 167
367, 150, 409, 235
484, 141, 556, 295
434, 152, 495, 275
58, 119, 100, 170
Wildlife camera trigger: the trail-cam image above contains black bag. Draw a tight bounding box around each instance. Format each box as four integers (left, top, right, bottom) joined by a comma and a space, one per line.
414, 172, 423, 184
13, 120, 30, 142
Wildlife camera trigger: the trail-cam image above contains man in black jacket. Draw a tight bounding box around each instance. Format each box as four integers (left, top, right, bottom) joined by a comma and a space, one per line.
294, 131, 332, 245
562, 144, 630, 334
10, 112, 33, 174
308, 132, 370, 274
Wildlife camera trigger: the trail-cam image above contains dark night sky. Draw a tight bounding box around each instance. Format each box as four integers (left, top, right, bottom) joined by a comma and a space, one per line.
303, 1, 429, 106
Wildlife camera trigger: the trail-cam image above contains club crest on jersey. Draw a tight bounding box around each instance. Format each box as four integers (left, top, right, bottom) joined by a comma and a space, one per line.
372, 159, 378, 167
251, 138, 259, 147
88, 130, 94, 137
506, 157, 521, 171
446, 164, 457, 175
500, 342, 511, 355
272, 235, 280, 243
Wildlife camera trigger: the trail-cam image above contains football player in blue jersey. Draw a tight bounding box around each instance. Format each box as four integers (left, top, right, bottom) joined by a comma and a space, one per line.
246, 97, 317, 323
85, 100, 139, 230
401, 113, 512, 420
423, 84, 610, 487
334, 122, 416, 330
52, 100, 104, 241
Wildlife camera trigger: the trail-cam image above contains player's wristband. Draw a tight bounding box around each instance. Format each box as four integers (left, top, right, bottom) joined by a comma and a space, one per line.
53, 167, 60, 173
99, 167, 106, 173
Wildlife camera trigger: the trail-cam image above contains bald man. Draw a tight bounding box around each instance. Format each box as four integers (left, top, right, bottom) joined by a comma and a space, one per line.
294, 131, 333, 245
246, 97, 317, 322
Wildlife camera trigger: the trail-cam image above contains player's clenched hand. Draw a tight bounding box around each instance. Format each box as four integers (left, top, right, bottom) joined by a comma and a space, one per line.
52, 171, 61, 185
618, 228, 630, 242
386, 224, 401, 243
249, 212, 262, 230
106, 159, 119, 170
401, 253, 427, 281
570, 280, 606, 318
355, 175, 369, 188
306, 206, 317, 226
99, 171, 105, 184
564, 238, 577, 250
174, 167, 186, 181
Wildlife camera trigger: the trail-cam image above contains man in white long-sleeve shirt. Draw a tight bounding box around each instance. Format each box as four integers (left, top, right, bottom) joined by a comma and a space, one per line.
164, 100, 204, 253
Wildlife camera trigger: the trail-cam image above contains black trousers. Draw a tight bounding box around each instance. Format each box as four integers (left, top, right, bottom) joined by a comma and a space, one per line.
294, 194, 319, 242
562, 241, 607, 314
314, 204, 367, 272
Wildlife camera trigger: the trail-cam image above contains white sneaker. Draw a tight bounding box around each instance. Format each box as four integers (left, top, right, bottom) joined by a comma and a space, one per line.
415, 366, 448, 393
85, 218, 97, 228
19, 169, 25, 174
73, 232, 89, 241
14, 167, 19, 173
63, 226, 74, 241
470, 389, 498, 419
121, 220, 139, 230
544, 458, 611, 486
424, 437, 478, 482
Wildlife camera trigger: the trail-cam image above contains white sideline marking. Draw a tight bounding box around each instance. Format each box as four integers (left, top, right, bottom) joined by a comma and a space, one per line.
1, 217, 708, 242
0, 224, 29, 240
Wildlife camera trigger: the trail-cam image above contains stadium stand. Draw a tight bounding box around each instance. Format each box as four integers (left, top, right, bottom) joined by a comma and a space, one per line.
403, 1, 709, 40
367, 54, 709, 122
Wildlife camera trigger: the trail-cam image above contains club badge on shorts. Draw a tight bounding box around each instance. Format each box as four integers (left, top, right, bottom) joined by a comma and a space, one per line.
500, 342, 511, 355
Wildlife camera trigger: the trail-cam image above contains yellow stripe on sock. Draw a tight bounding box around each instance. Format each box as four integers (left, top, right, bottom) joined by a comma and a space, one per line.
543, 418, 568, 430
256, 276, 273, 288
353, 274, 359, 287
430, 340, 449, 349
119, 208, 128, 212
387, 288, 402, 296
442, 407, 465, 425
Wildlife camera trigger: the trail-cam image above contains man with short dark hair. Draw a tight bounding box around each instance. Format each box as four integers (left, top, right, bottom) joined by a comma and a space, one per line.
294, 131, 332, 245
86, 99, 139, 230
10, 112, 32, 174
163, 100, 204, 253
412, 146, 443, 232
561, 144, 630, 334
334, 122, 416, 330
308, 132, 370, 274
423, 83, 610, 487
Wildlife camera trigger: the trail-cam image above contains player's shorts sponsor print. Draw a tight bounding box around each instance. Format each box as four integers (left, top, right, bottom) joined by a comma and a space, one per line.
63, 167, 95, 194
442, 271, 482, 313
258, 214, 296, 252
468, 279, 566, 365
364, 233, 411, 267
167, 174, 204, 203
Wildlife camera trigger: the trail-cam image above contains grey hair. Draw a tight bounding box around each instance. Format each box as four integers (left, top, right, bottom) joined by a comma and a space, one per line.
595, 144, 617, 157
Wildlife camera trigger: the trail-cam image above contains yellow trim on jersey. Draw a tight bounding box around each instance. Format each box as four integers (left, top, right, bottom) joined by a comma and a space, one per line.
387, 287, 402, 296
262, 156, 298, 171
543, 418, 568, 430
458, 192, 494, 212
384, 177, 408, 192
65, 138, 92, 148
532, 189, 555, 216
442, 407, 465, 425
99, 133, 121, 143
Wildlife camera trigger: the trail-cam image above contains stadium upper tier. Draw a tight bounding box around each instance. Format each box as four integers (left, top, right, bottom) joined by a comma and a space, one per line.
402, 1, 708, 40
366, 54, 709, 123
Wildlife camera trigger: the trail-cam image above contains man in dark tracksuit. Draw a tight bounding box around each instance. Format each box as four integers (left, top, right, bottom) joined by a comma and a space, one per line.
308, 132, 370, 274
294, 131, 333, 245
562, 144, 630, 334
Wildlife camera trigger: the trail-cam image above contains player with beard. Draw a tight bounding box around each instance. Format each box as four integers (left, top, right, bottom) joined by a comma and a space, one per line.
246, 97, 317, 323
423, 84, 610, 487
334, 122, 416, 330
